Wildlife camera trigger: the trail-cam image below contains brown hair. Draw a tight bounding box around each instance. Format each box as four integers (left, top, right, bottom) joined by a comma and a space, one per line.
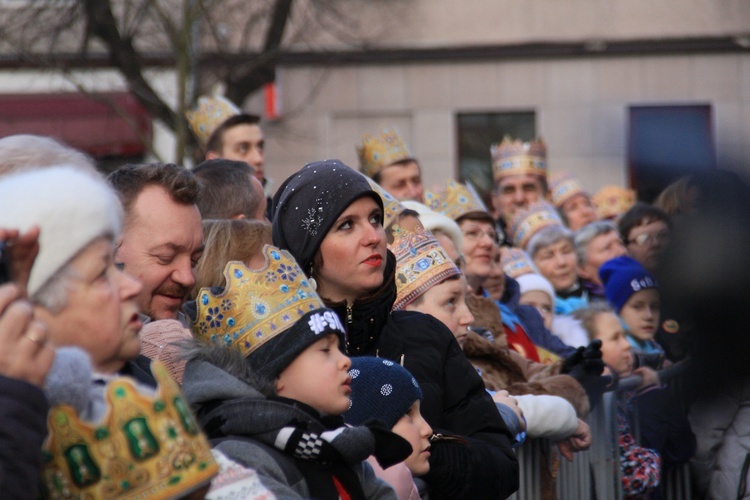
572, 302, 616, 343
194, 219, 272, 296
193, 158, 262, 219
205, 114, 261, 154
654, 176, 698, 218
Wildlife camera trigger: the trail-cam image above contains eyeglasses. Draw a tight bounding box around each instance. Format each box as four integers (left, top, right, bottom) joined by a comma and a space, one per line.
462, 227, 498, 243
627, 230, 670, 247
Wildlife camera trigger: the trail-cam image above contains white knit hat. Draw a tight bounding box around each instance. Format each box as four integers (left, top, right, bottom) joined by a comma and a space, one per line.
401, 200, 463, 254
0, 166, 122, 296
517, 273, 556, 304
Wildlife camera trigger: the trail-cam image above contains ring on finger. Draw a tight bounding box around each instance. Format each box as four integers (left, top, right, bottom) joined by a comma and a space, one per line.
24, 330, 45, 345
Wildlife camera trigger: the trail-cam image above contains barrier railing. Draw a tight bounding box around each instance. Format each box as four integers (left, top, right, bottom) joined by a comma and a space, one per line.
508, 363, 691, 499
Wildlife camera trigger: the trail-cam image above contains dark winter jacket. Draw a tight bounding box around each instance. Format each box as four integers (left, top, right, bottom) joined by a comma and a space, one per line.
326, 252, 519, 499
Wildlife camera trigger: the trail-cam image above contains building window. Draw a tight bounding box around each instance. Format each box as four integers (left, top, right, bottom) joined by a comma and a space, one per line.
457, 111, 536, 206
628, 105, 715, 202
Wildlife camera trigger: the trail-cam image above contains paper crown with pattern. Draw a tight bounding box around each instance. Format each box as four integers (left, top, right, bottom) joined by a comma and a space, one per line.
390, 226, 461, 311
365, 175, 406, 229
591, 185, 637, 220
191, 245, 323, 358
500, 247, 538, 279
356, 129, 414, 179
491, 136, 547, 181
548, 172, 589, 208
185, 95, 242, 149
41, 361, 218, 499
508, 201, 564, 250
424, 179, 490, 221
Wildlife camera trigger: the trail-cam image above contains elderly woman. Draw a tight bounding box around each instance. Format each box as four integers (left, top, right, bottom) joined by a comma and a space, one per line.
573, 220, 627, 301
0, 166, 148, 383
272, 160, 518, 500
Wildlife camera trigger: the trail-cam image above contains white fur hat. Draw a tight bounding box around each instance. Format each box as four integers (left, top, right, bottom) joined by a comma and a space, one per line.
517, 273, 556, 303
0, 166, 122, 296
401, 200, 463, 254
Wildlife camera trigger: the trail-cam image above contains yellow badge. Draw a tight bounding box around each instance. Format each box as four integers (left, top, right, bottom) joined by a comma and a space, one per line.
662, 319, 680, 334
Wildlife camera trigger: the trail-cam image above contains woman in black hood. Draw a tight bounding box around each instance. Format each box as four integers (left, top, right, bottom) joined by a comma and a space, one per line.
272, 160, 519, 499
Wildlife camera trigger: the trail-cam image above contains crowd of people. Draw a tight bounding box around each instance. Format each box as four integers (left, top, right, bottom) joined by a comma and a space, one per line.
0, 93, 749, 499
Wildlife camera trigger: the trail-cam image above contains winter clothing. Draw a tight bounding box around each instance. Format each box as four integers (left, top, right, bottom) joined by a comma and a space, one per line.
206, 450, 276, 500
599, 256, 657, 313
271, 160, 383, 276
514, 394, 579, 441
617, 391, 661, 497
366, 457, 422, 500
182, 348, 400, 500
139, 319, 192, 383
517, 273, 555, 304
0, 166, 122, 296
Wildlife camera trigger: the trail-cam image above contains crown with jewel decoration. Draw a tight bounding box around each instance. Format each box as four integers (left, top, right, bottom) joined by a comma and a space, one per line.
491, 136, 547, 181
508, 201, 564, 250
548, 172, 589, 208
357, 129, 414, 179
41, 361, 218, 499
591, 185, 636, 220
364, 175, 406, 229
185, 95, 242, 149
500, 247, 538, 279
191, 245, 324, 358
424, 179, 490, 222
390, 226, 461, 311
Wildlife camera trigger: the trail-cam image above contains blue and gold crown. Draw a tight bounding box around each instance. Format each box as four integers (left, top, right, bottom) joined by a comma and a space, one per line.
548, 172, 588, 208
592, 185, 636, 220
390, 226, 461, 311
364, 176, 406, 229
185, 95, 242, 149
357, 129, 413, 179
41, 361, 218, 499
191, 245, 323, 358
491, 136, 547, 181
508, 201, 563, 250
500, 247, 538, 279
424, 179, 489, 221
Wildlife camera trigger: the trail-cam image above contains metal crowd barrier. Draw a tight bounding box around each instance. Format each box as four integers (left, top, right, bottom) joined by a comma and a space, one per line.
508, 363, 692, 499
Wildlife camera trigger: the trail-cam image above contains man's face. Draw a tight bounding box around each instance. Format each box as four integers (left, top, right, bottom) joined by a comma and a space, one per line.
115, 185, 204, 320
378, 161, 423, 202
625, 219, 670, 273
211, 123, 265, 181
492, 174, 544, 220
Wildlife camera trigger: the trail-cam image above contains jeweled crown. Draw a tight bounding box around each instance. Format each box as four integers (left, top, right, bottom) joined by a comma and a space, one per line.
508, 201, 563, 250
191, 245, 323, 358
424, 179, 489, 221
491, 136, 547, 181
365, 176, 405, 229
357, 129, 413, 179
591, 185, 636, 220
185, 95, 242, 149
41, 361, 218, 499
390, 226, 461, 311
500, 247, 538, 279
548, 172, 588, 208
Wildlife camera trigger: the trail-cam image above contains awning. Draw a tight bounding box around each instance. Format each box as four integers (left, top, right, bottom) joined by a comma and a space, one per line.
0, 92, 152, 157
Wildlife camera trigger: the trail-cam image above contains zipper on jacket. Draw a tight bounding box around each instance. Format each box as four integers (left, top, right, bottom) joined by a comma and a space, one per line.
346, 305, 353, 325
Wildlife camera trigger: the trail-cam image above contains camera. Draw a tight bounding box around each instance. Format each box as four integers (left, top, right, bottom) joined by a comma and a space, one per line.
0, 241, 11, 285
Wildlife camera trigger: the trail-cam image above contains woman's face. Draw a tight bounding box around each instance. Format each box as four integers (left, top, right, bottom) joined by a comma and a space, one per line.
561, 193, 597, 231
405, 275, 474, 347
619, 288, 660, 341
593, 312, 633, 376
35, 237, 143, 373
532, 238, 578, 292
459, 219, 497, 285
316, 197, 387, 304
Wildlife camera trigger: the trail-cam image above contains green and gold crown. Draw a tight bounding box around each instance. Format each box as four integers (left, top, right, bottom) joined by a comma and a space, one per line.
41, 361, 218, 499
191, 245, 323, 358
592, 185, 636, 220
490, 136, 547, 181
364, 176, 406, 229
500, 247, 537, 279
424, 179, 489, 221
357, 129, 413, 179
548, 172, 588, 208
185, 95, 242, 149
508, 201, 563, 250
390, 226, 461, 311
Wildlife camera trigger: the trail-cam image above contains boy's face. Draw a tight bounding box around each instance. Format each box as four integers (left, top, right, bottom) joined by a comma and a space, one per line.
391, 400, 433, 477
619, 288, 660, 341
276, 334, 352, 415
594, 312, 633, 376
519, 290, 553, 330
405, 276, 474, 347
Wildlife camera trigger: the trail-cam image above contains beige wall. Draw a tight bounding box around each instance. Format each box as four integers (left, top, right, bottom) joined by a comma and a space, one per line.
256, 53, 750, 194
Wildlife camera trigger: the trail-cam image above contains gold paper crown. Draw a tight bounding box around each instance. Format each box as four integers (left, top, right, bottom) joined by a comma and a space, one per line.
191, 245, 323, 358
356, 129, 413, 179
424, 179, 490, 221
365, 176, 406, 229
41, 361, 218, 499
390, 226, 461, 311
508, 201, 563, 250
491, 136, 547, 181
500, 248, 537, 279
591, 185, 637, 220
185, 96, 242, 149
548, 172, 588, 208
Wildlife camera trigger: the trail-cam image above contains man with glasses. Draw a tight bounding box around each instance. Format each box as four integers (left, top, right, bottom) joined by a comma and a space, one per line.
618, 203, 672, 273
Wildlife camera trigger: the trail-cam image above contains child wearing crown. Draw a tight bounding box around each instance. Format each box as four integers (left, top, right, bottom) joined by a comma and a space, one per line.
182, 246, 408, 499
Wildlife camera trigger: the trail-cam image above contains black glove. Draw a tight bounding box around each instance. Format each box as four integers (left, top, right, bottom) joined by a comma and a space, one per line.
364, 418, 413, 469
562, 340, 610, 408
